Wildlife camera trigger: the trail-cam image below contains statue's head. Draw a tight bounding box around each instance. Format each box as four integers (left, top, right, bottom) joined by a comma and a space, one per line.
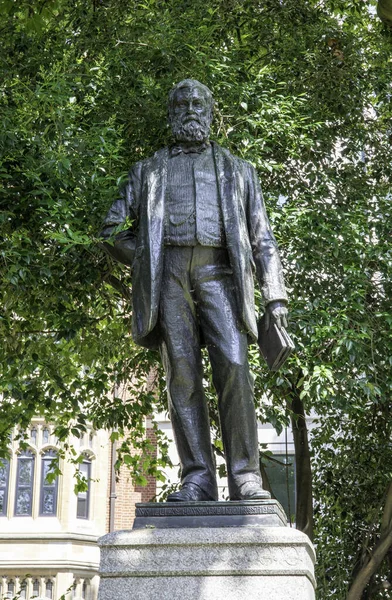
168, 79, 214, 143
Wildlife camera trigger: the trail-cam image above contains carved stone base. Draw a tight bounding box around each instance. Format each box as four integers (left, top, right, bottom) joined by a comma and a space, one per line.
133, 499, 287, 529
98, 524, 316, 600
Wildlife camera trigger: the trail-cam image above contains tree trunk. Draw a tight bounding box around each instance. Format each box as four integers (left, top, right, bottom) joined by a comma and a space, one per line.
289, 387, 314, 541
260, 460, 274, 497
380, 482, 392, 536
346, 482, 392, 600
377, 0, 392, 27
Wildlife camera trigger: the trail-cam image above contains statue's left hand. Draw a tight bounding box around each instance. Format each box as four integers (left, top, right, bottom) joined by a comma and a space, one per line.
265, 301, 288, 331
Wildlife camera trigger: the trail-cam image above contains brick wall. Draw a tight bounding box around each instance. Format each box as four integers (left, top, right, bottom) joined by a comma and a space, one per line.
106, 442, 111, 532
135, 423, 157, 503
106, 420, 158, 532
113, 460, 143, 530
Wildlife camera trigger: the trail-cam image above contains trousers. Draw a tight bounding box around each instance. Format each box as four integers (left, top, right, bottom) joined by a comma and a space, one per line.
159, 245, 262, 499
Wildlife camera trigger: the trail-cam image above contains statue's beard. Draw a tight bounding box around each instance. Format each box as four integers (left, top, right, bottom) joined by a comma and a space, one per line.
171, 116, 211, 143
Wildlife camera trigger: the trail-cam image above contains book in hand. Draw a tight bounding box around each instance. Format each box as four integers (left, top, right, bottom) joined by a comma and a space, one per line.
257, 314, 295, 371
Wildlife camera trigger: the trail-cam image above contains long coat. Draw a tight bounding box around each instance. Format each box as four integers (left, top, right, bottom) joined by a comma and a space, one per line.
101, 142, 287, 349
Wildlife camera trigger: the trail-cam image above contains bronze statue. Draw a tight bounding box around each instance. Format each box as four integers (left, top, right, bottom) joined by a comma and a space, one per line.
100, 79, 288, 502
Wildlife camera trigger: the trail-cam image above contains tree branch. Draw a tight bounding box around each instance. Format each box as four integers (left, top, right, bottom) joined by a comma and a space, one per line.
381, 482, 392, 536
289, 379, 314, 541
347, 482, 392, 600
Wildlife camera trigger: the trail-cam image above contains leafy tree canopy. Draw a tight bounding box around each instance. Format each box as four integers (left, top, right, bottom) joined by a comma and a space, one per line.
1, 0, 391, 597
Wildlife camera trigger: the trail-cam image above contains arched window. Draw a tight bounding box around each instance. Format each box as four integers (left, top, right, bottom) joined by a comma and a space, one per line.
76, 455, 91, 519
0, 457, 10, 516
32, 579, 40, 597
6, 579, 15, 599
15, 449, 35, 516
30, 426, 38, 445
40, 450, 59, 516
42, 427, 50, 444
45, 579, 53, 599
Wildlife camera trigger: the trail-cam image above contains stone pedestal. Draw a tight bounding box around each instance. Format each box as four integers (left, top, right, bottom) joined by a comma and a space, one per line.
98, 501, 316, 600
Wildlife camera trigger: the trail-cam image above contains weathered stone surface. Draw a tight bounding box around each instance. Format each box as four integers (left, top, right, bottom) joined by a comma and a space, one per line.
98, 526, 316, 600
98, 575, 314, 600
133, 499, 287, 529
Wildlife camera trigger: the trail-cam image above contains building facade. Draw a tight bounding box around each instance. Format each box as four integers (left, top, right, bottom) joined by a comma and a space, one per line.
0, 417, 158, 600
1, 419, 109, 600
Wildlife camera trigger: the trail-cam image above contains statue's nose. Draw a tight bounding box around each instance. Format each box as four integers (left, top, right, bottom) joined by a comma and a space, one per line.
183, 107, 197, 120
186, 99, 198, 112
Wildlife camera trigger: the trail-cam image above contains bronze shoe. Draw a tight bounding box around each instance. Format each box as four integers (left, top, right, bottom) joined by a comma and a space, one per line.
230, 481, 271, 501
167, 482, 216, 502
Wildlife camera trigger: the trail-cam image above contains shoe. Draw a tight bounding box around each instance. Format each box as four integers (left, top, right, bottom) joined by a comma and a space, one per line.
230, 481, 271, 501
167, 482, 216, 502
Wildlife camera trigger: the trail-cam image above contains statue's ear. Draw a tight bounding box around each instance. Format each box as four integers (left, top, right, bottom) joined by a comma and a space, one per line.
208, 99, 215, 125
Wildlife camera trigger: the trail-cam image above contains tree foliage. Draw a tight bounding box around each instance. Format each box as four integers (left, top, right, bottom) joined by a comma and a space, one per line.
1, 0, 392, 596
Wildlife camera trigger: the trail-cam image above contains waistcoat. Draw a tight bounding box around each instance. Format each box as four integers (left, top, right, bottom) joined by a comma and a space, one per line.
164, 146, 225, 247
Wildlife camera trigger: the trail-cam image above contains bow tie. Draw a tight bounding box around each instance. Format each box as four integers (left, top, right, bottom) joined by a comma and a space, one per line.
170, 141, 210, 156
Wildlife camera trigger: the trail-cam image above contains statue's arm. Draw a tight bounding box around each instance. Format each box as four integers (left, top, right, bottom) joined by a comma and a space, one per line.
99, 162, 142, 266
245, 162, 288, 309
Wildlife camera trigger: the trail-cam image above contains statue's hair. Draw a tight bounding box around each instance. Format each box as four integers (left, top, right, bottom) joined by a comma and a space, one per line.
168, 79, 214, 122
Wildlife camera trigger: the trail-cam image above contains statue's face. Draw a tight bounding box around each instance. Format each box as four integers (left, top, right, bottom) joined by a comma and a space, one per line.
169, 85, 213, 143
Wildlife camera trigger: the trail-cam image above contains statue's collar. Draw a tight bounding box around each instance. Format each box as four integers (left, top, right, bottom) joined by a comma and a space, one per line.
170, 140, 210, 157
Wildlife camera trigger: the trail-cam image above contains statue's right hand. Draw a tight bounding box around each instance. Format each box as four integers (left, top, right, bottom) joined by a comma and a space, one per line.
265, 301, 288, 331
